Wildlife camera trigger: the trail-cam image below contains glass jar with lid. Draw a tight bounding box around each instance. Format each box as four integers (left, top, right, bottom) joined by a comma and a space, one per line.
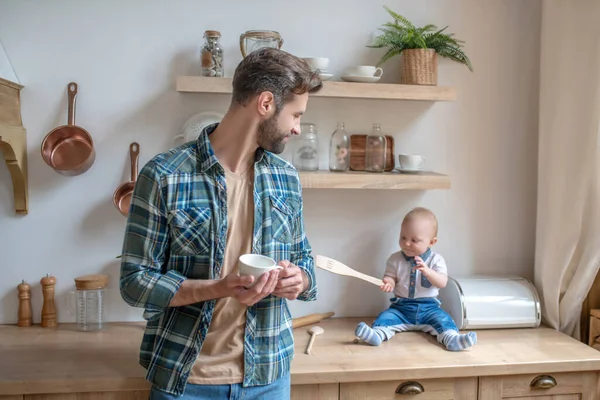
365, 123, 386, 173
328, 122, 350, 172
201, 30, 224, 77
239, 30, 284, 57
293, 123, 319, 171
66, 274, 108, 332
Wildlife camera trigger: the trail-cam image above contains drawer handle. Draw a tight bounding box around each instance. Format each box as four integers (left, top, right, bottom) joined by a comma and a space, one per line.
396, 381, 424, 395
530, 375, 557, 389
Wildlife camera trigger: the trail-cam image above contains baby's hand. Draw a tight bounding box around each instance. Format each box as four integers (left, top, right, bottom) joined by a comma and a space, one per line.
414, 256, 431, 276
380, 277, 395, 292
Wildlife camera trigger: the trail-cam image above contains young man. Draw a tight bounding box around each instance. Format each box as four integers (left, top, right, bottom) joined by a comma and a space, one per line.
119, 48, 322, 399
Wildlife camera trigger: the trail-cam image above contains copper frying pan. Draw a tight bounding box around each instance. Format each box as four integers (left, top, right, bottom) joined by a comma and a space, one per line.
41, 82, 95, 176
113, 142, 139, 216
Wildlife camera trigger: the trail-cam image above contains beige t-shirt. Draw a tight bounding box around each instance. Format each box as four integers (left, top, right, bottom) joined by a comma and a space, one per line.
188, 158, 254, 384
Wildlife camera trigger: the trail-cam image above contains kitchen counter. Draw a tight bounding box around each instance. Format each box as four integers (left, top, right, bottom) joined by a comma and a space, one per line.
2, 318, 600, 398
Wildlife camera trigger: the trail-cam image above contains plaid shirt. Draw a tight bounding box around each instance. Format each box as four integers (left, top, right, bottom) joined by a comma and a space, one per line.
119, 124, 317, 396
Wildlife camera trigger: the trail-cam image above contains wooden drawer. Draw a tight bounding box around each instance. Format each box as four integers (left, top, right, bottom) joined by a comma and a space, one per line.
291, 383, 339, 400
340, 377, 477, 400
478, 372, 598, 399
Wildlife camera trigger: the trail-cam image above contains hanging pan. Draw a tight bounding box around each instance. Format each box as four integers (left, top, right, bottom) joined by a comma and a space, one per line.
113, 142, 139, 216
41, 82, 95, 176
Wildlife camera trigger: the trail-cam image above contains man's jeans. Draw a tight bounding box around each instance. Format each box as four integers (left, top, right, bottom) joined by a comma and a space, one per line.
149, 373, 290, 400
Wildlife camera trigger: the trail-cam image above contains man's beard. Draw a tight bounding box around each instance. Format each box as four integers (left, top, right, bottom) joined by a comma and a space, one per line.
257, 113, 288, 154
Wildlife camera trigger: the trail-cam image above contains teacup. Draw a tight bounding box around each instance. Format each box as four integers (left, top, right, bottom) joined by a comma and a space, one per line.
345, 65, 383, 77
238, 254, 282, 281
398, 154, 426, 170
302, 57, 329, 71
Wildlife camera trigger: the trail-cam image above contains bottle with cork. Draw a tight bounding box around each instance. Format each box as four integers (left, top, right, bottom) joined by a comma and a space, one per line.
201, 30, 224, 77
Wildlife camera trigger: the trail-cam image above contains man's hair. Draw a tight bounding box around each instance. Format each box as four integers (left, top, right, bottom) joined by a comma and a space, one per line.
231, 48, 323, 112
402, 207, 439, 237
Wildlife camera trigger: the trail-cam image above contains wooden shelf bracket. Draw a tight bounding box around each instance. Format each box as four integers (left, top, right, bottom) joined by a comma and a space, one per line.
0, 77, 28, 215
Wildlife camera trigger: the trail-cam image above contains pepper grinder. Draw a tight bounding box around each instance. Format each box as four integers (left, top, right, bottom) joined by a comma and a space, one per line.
17, 280, 32, 327
41, 274, 57, 328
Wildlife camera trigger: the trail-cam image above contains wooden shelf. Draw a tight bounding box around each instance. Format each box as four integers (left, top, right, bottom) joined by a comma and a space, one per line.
176, 76, 456, 101
0, 77, 28, 215
298, 170, 450, 190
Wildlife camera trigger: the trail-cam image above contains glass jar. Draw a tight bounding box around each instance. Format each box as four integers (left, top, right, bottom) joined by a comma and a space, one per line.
329, 122, 350, 172
201, 30, 224, 77
365, 123, 386, 173
239, 30, 284, 57
66, 274, 108, 332
293, 123, 319, 171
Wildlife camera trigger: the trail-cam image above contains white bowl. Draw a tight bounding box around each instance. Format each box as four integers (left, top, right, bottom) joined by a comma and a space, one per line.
302, 57, 329, 71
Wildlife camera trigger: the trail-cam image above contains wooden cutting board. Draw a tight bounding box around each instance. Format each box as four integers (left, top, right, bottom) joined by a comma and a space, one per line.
349, 134, 395, 172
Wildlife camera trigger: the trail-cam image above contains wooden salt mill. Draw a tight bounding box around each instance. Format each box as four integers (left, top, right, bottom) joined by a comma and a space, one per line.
17, 280, 32, 327
40, 274, 57, 328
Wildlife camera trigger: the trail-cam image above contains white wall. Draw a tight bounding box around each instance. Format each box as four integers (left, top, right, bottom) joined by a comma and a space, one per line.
0, 0, 541, 324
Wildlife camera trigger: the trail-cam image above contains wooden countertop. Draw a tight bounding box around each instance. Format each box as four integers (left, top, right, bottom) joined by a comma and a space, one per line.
1, 318, 600, 395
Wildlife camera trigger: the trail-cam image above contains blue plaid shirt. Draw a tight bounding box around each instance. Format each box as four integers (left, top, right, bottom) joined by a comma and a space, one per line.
119, 124, 317, 396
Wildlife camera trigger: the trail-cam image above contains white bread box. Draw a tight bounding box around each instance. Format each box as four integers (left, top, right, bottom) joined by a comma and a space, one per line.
437, 275, 541, 330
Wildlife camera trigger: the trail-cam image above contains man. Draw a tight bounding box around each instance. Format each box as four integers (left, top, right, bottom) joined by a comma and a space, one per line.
119, 48, 322, 399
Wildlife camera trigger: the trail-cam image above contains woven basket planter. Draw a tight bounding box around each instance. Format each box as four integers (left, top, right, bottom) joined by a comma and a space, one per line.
400, 49, 438, 86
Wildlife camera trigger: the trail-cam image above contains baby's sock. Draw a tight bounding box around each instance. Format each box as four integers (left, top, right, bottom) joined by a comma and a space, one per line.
355, 322, 385, 346
443, 331, 477, 351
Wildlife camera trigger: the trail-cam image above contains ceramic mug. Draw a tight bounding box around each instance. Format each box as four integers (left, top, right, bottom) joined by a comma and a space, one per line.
302, 57, 329, 71
345, 65, 383, 77
398, 154, 426, 170
238, 254, 282, 282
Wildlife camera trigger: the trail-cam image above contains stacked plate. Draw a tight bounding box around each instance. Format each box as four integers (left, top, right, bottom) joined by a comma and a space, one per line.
341, 66, 383, 83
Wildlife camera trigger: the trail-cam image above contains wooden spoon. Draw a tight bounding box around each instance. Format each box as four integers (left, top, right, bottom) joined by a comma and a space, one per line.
305, 326, 324, 355
315, 255, 383, 286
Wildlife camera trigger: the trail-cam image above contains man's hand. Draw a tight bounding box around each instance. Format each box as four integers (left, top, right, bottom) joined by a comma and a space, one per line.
219, 269, 281, 306
273, 260, 308, 300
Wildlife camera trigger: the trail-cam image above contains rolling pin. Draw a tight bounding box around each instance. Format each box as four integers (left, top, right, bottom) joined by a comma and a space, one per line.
292, 312, 334, 329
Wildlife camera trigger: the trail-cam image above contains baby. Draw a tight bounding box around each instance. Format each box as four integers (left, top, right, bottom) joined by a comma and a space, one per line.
355, 207, 477, 351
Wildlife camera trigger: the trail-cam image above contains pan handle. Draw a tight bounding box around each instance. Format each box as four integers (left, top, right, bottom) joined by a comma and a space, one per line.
67, 82, 78, 126
130, 142, 140, 182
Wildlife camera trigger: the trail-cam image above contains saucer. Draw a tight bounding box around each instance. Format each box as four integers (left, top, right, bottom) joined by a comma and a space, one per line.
394, 167, 424, 174
318, 72, 333, 81
341, 75, 381, 83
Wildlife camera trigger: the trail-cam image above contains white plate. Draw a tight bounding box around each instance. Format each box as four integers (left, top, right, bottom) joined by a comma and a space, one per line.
394, 168, 425, 174
341, 75, 381, 83
318, 73, 333, 81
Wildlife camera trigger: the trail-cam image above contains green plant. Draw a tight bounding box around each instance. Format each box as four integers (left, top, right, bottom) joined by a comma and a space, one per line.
369, 6, 473, 71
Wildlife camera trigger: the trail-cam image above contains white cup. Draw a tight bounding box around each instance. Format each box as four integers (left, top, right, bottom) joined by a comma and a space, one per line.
345, 65, 383, 77
398, 154, 426, 170
302, 57, 329, 71
238, 254, 282, 281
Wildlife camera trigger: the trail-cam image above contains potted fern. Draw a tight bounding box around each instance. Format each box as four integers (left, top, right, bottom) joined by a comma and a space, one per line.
369, 6, 473, 85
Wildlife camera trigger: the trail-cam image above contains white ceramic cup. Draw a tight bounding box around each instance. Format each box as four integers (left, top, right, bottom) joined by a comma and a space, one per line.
238, 254, 282, 281
302, 57, 329, 71
345, 65, 383, 77
398, 154, 426, 170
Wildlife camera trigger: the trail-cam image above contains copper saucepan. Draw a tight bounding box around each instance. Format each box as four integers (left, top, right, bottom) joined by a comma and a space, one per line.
41, 82, 95, 176
113, 142, 140, 216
